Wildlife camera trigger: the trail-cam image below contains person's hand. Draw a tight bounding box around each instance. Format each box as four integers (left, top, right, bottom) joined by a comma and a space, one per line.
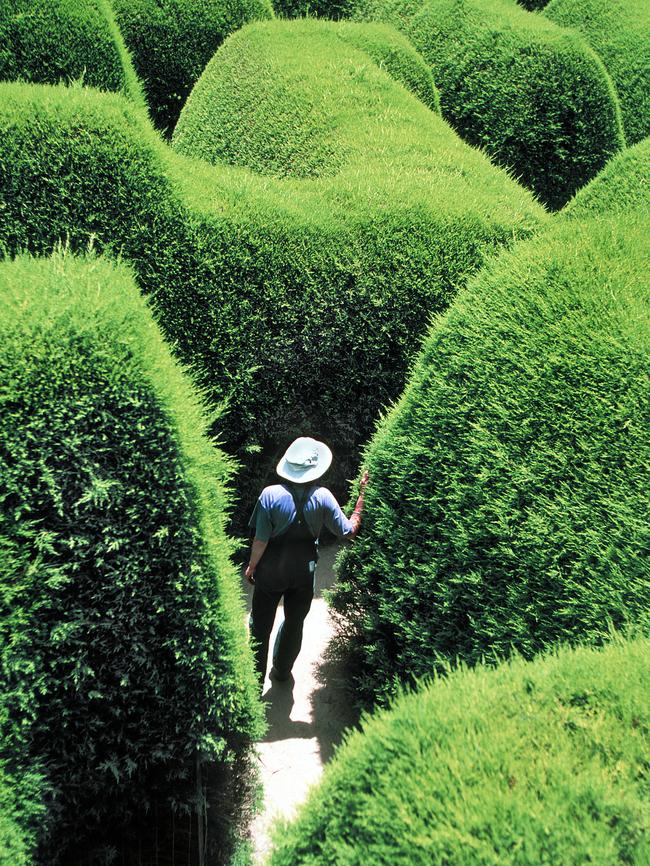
245, 564, 255, 584
360, 470, 370, 489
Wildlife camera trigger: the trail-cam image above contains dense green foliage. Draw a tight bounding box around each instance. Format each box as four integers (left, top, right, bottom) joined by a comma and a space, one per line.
544, 0, 650, 145
516, 0, 550, 8
269, 638, 650, 865
0, 254, 263, 864
352, 0, 625, 209
0, 54, 544, 525
562, 137, 650, 219
0, 772, 33, 866
331, 213, 649, 703
112, 0, 274, 135
272, 0, 356, 22
173, 20, 441, 169
0, 0, 145, 110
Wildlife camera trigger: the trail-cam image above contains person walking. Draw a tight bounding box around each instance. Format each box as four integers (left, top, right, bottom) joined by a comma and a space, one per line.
246, 436, 368, 686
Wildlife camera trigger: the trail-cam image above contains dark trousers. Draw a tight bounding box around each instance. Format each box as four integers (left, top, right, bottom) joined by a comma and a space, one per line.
250, 574, 314, 683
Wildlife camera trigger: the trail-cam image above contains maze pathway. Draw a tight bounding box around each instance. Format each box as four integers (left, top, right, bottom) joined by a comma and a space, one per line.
242, 543, 359, 864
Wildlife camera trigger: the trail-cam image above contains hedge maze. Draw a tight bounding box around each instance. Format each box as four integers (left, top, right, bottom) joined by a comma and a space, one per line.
1, 0, 648, 863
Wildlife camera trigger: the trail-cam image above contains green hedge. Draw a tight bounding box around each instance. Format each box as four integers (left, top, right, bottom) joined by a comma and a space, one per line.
562, 137, 650, 219
268, 638, 650, 865
544, 0, 650, 145
0, 0, 145, 110
331, 213, 649, 703
0, 64, 544, 527
272, 0, 356, 21
112, 0, 274, 135
0, 773, 35, 866
0, 253, 263, 864
172, 20, 442, 170
352, 0, 625, 209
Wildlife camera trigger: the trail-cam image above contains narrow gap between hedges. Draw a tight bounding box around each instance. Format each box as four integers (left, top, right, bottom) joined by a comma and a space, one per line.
241, 541, 360, 865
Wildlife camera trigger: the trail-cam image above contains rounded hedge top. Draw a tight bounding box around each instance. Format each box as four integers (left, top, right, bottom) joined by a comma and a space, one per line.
0, 253, 263, 862
351, 0, 625, 209
0, 63, 545, 527
112, 0, 274, 135
562, 136, 650, 219
268, 638, 650, 865
173, 19, 441, 177
0, 0, 145, 109
331, 212, 649, 703
544, 0, 650, 145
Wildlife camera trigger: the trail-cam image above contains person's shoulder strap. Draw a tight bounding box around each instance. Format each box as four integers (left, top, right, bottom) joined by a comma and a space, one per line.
282, 483, 315, 520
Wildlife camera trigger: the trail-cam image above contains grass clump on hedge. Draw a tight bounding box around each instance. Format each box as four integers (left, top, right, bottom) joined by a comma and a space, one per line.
112, 0, 274, 135
0, 0, 145, 110
331, 212, 649, 704
268, 638, 650, 866
352, 0, 625, 209
544, 0, 650, 145
0, 253, 264, 864
562, 136, 650, 219
0, 62, 544, 525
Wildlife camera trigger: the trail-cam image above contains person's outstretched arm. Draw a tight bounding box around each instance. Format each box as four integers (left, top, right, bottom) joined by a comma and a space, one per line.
347, 470, 369, 537
245, 539, 268, 584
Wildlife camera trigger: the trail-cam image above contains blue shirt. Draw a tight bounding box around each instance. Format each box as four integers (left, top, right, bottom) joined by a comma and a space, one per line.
248, 483, 354, 543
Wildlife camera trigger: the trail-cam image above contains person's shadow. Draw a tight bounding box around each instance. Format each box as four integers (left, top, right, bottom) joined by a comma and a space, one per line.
261, 677, 314, 741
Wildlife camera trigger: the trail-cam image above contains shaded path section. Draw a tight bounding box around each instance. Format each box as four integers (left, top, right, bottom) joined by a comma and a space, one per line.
242, 543, 360, 864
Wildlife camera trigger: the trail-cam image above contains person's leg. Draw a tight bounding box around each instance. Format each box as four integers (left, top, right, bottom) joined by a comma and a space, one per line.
272, 575, 314, 677
250, 582, 283, 684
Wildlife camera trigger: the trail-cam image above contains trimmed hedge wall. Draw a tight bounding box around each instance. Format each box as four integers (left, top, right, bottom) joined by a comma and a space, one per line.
268, 638, 650, 865
112, 0, 274, 135
331, 213, 649, 703
352, 0, 625, 209
544, 0, 650, 145
562, 137, 650, 219
272, 0, 356, 22
0, 0, 145, 110
0, 61, 544, 527
0, 254, 263, 864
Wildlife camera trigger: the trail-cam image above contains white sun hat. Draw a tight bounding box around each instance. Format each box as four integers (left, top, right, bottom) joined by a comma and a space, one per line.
276, 436, 333, 483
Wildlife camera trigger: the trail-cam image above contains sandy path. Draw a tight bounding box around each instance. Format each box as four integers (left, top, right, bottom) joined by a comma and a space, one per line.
241, 543, 359, 864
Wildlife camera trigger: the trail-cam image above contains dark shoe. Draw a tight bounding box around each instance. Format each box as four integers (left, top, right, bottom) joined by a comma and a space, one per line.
270, 666, 291, 682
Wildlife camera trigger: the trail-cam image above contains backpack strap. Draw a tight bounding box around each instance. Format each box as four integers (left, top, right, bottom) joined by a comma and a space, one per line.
283, 483, 316, 533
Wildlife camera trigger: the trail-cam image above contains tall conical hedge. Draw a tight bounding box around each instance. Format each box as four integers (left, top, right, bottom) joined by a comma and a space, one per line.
0, 253, 263, 864
544, 0, 650, 145
562, 137, 650, 219
0, 57, 544, 525
0, 0, 145, 110
331, 212, 649, 703
351, 0, 625, 209
268, 638, 650, 866
112, 0, 274, 135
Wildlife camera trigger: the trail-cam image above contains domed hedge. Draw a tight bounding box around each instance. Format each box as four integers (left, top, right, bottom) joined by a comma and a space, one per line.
268, 638, 650, 865
0, 0, 145, 109
172, 20, 442, 172
331, 212, 649, 703
112, 0, 274, 134
0, 253, 263, 864
0, 55, 544, 525
562, 137, 650, 219
352, 0, 625, 209
544, 0, 650, 145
